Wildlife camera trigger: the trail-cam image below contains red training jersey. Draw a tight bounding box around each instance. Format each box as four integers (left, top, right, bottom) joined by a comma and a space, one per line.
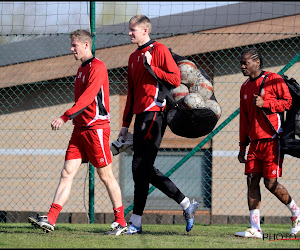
239, 71, 292, 151
61, 57, 110, 129
122, 40, 181, 128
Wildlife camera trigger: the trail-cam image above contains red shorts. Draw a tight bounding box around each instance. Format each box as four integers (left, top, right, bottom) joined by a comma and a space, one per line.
65, 127, 112, 168
245, 139, 283, 178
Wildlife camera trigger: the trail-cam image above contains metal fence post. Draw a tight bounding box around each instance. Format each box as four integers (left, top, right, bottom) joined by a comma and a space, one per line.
88, 0, 96, 224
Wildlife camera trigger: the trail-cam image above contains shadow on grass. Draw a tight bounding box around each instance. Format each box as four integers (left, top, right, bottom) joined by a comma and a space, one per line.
0, 223, 207, 237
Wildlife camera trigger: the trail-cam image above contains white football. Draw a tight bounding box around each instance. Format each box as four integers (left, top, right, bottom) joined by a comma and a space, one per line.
204, 99, 222, 118
177, 60, 198, 85
170, 84, 189, 102
183, 93, 205, 109
192, 69, 209, 82
189, 76, 213, 101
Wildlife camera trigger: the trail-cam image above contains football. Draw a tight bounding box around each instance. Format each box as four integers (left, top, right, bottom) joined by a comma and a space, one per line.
192, 69, 209, 82
170, 84, 189, 102
177, 59, 198, 85
204, 99, 222, 118
182, 93, 205, 109
189, 76, 213, 101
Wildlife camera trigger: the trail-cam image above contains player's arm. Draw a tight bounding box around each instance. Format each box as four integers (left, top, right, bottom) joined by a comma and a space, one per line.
262, 74, 292, 113
150, 45, 181, 88
62, 63, 105, 122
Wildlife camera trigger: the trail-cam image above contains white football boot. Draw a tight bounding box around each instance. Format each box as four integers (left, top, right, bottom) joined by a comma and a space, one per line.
234, 228, 263, 239
290, 213, 300, 236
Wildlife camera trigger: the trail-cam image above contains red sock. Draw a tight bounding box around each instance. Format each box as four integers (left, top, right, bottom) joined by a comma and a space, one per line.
47, 203, 62, 225
113, 205, 126, 227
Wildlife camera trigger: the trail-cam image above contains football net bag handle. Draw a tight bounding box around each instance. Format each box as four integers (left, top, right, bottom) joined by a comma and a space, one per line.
258, 73, 280, 138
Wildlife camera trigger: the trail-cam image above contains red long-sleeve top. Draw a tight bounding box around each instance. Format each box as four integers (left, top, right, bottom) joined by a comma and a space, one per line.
239, 71, 292, 151
61, 57, 110, 129
122, 40, 181, 128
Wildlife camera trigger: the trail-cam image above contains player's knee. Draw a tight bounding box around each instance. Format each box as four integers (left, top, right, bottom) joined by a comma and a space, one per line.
264, 178, 278, 192
60, 168, 74, 181
247, 173, 261, 188
61, 159, 81, 179
96, 165, 115, 183
99, 174, 109, 185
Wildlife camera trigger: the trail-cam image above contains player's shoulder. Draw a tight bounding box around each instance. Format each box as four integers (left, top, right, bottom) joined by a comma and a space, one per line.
91, 57, 107, 69
265, 71, 281, 79
152, 41, 172, 58
152, 41, 168, 51
241, 78, 250, 89
264, 71, 287, 88
264, 71, 285, 83
92, 57, 105, 65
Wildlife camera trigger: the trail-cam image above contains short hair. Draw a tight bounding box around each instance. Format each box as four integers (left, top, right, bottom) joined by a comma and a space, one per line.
240, 47, 264, 69
70, 29, 93, 46
129, 15, 152, 34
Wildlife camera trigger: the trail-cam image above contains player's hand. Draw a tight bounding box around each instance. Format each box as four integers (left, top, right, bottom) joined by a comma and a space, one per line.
142, 51, 152, 67
254, 94, 264, 108
51, 117, 64, 131
119, 127, 128, 141
238, 151, 246, 163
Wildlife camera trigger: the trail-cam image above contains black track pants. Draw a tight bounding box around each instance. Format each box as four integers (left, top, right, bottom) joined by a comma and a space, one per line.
132, 111, 185, 216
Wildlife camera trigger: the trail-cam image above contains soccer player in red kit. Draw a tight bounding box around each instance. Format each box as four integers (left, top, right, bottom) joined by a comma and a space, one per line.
28, 29, 127, 236
235, 47, 300, 238
118, 15, 198, 235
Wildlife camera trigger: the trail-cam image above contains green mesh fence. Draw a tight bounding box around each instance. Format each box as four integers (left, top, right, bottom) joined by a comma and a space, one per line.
0, 2, 300, 227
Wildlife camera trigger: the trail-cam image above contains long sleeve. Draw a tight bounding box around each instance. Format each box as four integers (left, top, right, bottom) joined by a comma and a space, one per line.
61, 58, 110, 128
121, 41, 181, 124
239, 71, 292, 146
151, 45, 181, 88
262, 73, 292, 113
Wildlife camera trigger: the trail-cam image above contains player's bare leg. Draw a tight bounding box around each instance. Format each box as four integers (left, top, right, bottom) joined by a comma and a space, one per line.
28, 159, 82, 232
96, 164, 123, 208
235, 173, 263, 238
52, 159, 82, 205
97, 164, 127, 235
264, 178, 300, 236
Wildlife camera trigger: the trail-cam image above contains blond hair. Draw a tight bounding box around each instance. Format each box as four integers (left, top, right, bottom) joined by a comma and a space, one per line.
129, 15, 152, 34
70, 29, 93, 46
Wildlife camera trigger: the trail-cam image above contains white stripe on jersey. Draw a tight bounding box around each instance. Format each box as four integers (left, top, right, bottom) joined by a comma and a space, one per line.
144, 82, 166, 111
96, 128, 108, 166
87, 86, 110, 127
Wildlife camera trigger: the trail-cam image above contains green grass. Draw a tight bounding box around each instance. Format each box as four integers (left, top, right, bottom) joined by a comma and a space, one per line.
0, 223, 300, 248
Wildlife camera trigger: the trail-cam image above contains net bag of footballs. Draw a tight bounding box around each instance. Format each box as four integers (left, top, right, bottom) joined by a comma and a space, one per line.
166, 51, 222, 138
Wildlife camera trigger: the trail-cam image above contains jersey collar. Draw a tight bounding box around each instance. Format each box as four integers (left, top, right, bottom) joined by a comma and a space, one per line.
250, 71, 265, 81
81, 57, 95, 67
138, 40, 155, 50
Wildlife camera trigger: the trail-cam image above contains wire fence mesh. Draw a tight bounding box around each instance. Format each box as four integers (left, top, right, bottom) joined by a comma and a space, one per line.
1, 2, 300, 226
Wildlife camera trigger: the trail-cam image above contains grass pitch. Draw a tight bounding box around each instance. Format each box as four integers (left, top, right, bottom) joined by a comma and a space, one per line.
0, 223, 299, 248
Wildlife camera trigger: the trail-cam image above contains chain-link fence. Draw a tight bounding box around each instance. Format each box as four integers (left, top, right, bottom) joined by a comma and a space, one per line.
1, 2, 300, 226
